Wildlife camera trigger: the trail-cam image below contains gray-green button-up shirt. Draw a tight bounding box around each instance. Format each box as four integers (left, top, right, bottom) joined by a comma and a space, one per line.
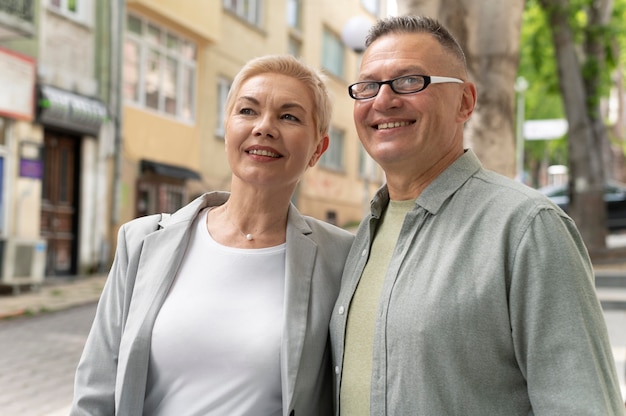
330, 150, 624, 415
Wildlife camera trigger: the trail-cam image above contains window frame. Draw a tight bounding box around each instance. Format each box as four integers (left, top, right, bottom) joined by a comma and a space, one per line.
124, 13, 197, 123
358, 145, 379, 181
136, 178, 186, 218
286, 0, 302, 31
215, 76, 232, 138
223, 0, 264, 28
47, 0, 92, 26
321, 27, 345, 79
319, 126, 345, 172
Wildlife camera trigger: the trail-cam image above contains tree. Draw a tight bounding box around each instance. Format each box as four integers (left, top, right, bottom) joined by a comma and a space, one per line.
397, 0, 526, 178
518, 2, 568, 188
536, 0, 615, 250
400, 0, 625, 252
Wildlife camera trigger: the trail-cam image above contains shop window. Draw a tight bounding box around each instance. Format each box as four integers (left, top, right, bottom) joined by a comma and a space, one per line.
136, 180, 186, 218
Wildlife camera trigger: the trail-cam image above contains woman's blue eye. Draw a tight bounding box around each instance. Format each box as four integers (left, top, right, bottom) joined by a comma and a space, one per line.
239, 108, 254, 115
282, 114, 300, 122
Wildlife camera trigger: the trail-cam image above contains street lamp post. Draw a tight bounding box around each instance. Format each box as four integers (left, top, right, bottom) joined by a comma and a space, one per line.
341, 16, 372, 53
515, 76, 529, 183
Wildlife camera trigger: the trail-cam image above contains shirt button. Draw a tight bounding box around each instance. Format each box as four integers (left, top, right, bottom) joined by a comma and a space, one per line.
335, 366, 340, 375
338, 306, 345, 314
361, 249, 367, 257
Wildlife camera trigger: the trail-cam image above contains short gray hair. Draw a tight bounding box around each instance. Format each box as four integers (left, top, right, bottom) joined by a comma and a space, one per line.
366, 15, 467, 71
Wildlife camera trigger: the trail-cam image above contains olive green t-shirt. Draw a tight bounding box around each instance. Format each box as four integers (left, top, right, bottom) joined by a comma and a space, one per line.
340, 199, 414, 415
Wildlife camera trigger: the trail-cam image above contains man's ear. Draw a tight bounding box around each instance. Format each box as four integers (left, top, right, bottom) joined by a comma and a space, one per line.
457, 82, 477, 122
308, 135, 330, 167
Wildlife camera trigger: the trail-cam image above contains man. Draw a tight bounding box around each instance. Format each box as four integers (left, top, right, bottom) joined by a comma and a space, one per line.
330, 15, 624, 415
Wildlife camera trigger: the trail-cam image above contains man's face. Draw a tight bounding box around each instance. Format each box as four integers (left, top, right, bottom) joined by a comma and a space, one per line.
353, 33, 471, 171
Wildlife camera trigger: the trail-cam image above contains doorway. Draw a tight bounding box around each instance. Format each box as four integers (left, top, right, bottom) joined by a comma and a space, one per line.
40, 131, 79, 276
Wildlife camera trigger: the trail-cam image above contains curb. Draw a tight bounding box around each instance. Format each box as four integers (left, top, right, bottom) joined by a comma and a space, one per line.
0, 275, 107, 320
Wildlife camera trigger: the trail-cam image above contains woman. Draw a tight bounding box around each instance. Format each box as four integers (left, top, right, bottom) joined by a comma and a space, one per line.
71, 55, 354, 416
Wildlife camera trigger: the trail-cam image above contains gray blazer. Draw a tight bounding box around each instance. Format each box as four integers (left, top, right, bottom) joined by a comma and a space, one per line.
71, 192, 354, 416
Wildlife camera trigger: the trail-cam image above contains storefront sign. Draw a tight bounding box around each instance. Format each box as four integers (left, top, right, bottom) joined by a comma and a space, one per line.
19, 141, 43, 179
0, 47, 36, 121
19, 159, 43, 179
38, 85, 108, 136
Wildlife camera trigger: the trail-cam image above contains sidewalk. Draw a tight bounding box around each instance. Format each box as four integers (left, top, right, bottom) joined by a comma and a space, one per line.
1, 231, 625, 320
1, 263, 626, 320
0, 275, 107, 319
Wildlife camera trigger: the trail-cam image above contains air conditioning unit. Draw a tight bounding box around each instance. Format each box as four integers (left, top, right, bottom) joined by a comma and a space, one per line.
0, 238, 47, 292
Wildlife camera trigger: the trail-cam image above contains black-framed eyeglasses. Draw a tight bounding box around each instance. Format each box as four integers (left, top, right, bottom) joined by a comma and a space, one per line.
348, 74, 464, 100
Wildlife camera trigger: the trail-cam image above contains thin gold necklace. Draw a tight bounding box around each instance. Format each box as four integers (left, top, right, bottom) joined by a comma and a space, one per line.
224, 204, 285, 241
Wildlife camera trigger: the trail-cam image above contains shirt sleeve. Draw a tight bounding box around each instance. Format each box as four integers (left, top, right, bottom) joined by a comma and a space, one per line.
509, 207, 623, 414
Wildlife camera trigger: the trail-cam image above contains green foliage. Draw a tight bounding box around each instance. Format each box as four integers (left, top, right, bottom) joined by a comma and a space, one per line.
519, 0, 566, 172
614, 0, 626, 68
519, 0, 626, 179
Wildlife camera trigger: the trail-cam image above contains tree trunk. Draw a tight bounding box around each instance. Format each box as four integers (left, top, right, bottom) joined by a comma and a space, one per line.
538, 0, 607, 251
397, 0, 525, 178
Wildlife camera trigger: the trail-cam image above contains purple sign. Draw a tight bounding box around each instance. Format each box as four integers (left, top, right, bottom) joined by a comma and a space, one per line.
19, 159, 43, 179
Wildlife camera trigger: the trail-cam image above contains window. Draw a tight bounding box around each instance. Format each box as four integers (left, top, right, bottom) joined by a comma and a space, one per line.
322, 28, 345, 79
215, 77, 231, 137
286, 0, 301, 30
223, 0, 263, 27
48, 0, 91, 24
320, 126, 345, 171
359, 145, 378, 180
361, 0, 381, 16
288, 35, 302, 57
124, 14, 197, 122
136, 180, 186, 218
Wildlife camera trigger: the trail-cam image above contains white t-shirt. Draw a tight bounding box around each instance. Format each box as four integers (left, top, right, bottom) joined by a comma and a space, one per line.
144, 208, 286, 416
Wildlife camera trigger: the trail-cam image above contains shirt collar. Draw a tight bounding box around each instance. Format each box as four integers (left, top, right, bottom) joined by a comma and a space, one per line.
370, 149, 483, 217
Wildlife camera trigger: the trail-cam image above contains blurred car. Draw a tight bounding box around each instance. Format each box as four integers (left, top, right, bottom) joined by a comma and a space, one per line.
539, 181, 626, 231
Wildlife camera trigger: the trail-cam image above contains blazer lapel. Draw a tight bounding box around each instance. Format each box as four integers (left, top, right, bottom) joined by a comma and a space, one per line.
117, 192, 229, 412
281, 206, 317, 414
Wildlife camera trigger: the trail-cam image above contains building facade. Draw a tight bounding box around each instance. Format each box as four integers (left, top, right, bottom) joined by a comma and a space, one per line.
0, 0, 387, 285
119, 0, 385, 236
0, 0, 110, 286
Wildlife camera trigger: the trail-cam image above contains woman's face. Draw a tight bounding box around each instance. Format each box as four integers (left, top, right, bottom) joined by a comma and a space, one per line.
225, 73, 328, 192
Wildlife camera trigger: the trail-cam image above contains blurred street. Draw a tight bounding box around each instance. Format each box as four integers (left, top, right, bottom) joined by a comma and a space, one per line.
0, 303, 97, 416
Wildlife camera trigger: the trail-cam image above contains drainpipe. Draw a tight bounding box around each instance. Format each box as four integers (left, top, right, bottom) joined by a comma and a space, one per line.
111, 0, 125, 228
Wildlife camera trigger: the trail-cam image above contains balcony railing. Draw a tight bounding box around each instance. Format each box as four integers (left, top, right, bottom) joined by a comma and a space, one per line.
0, 0, 34, 24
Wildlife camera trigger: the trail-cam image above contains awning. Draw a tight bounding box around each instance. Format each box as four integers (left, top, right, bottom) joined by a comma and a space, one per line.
140, 159, 201, 181
37, 84, 108, 136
